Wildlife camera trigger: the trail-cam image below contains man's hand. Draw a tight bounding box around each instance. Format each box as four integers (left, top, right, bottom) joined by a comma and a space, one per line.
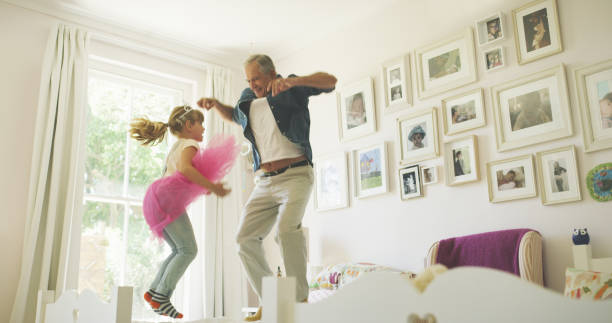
267, 77, 297, 97
197, 97, 219, 111
209, 182, 231, 197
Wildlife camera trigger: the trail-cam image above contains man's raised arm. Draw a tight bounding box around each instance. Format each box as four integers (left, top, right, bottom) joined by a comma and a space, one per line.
197, 98, 235, 123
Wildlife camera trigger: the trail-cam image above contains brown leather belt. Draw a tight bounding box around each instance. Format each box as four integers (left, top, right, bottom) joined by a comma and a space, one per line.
261, 159, 311, 177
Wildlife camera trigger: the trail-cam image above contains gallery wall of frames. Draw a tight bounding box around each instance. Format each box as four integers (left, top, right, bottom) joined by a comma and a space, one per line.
312, 0, 612, 212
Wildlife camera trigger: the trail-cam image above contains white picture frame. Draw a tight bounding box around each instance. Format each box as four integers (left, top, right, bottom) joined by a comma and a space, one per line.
414, 28, 478, 99
475, 12, 505, 46
574, 58, 612, 152
381, 54, 412, 113
314, 152, 350, 211
399, 165, 423, 200
353, 142, 388, 198
396, 108, 439, 165
490, 64, 572, 152
337, 77, 377, 142
536, 145, 581, 205
444, 135, 480, 186
512, 0, 563, 65
483, 46, 505, 72
441, 88, 486, 136
421, 165, 438, 185
486, 154, 537, 203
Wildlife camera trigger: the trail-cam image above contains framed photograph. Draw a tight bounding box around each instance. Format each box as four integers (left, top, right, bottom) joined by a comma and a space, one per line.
536, 145, 581, 205
414, 28, 477, 99
396, 108, 439, 165
486, 154, 537, 203
441, 88, 485, 136
490, 64, 572, 152
444, 135, 479, 186
381, 54, 412, 113
337, 77, 377, 142
574, 58, 612, 152
399, 165, 423, 200
421, 165, 438, 185
475, 12, 505, 46
512, 0, 562, 65
314, 152, 349, 211
353, 143, 388, 198
483, 47, 505, 72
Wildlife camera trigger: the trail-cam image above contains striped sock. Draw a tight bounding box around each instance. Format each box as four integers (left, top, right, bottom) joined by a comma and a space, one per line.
150, 292, 183, 319
144, 290, 160, 309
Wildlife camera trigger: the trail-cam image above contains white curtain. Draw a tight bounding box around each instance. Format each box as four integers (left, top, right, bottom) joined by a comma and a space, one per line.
202, 65, 238, 318
10, 24, 89, 323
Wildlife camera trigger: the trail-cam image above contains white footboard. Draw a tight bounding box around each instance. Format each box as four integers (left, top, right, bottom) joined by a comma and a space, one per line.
36, 286, 132, 323
262, 267, 612, 323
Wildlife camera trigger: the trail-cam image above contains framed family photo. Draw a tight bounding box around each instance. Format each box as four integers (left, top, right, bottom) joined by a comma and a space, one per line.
353, 143, 388, 198
490, 64, 572, 152
399, 165, 423, 200
337, 77, 377, 142
483, 47, 505, 72
444, 135, 479, 186
475, 12, 505, 46
512, 0, 562, 65
396, 108, 439, 165
487, 154, 537, 203
414, 28, 477, 99
421, 165, 438, 185
314, 152, 350, 211
536, 145, 581, 205
381, 54, 412, 113
574, 58, 612, 152
441, 88, 485, 136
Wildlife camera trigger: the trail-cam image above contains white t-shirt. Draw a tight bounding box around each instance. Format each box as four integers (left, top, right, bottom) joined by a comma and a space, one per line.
163, 138, 199, 177
249, 97, 304, 163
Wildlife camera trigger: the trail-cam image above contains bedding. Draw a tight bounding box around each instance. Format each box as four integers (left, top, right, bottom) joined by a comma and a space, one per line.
564, 267, 612, 300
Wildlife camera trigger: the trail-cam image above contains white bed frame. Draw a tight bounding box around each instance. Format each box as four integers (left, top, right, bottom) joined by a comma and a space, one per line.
35, 287, 132, 323
262, 267, 612, 323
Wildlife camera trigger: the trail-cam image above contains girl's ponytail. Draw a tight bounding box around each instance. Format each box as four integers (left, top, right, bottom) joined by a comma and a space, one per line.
129, 118, 168, 146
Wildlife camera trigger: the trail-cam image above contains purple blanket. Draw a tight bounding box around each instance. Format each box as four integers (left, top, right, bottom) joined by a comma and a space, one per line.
435, 228, 536, 276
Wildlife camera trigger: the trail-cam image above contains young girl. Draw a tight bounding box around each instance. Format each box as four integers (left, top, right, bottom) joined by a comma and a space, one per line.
129, 105, 237, 319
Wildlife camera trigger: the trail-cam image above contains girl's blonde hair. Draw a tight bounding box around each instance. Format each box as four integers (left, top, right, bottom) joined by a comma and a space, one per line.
129, 105, 204, 146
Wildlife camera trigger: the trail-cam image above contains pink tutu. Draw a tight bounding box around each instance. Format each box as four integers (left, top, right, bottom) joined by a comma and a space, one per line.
142, 134, 239, 238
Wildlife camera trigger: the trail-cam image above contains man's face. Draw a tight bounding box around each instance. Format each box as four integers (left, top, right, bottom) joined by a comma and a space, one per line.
245, 62, 275, 98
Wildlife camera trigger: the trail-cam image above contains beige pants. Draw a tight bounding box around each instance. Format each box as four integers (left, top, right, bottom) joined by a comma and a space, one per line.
236, 165, 314, 302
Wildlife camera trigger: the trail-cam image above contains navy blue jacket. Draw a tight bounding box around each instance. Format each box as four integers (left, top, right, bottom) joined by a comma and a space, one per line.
231, 74, 334, 171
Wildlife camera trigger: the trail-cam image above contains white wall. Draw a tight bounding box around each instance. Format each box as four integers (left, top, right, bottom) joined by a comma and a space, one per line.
277, 0, 612, 293
0, 2, 246, 321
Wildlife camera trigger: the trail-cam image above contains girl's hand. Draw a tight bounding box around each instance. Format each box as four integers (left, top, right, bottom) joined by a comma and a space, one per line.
210, 182, 231, 197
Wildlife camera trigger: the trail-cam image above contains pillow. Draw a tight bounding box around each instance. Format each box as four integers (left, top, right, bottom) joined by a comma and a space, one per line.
564, 268, 612, 300
309, 262, 410, 290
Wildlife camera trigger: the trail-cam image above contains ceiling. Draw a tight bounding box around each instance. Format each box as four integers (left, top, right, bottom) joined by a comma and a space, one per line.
17, 0, 401, 67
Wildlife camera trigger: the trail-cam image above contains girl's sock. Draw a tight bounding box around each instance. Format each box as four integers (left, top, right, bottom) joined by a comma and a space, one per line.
144, 289, 161, 308
150, 292, 183, 319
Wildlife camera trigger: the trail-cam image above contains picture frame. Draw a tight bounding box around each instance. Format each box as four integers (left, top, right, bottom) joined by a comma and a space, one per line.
399, 165, 423, 200
337, 77, 377, 142
441, 88, 486, 136
381, 54, 412, 113
353, 142, 388, 198
486, 154, 537, 203
421, 165, 438, 185
444, 135, 479, 186
512, 0, 563, 65
535, 145, 581, 205
314, 152, 350, 211
414, 28, 478, 99
396, 108, 439, 165
483, 46, 505, 72
475, 12, 505, 46
490, 64, 572, 152
574, 58, 612, 152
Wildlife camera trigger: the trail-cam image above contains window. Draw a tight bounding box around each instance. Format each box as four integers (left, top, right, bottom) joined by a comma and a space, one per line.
78, 58, 203, 321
